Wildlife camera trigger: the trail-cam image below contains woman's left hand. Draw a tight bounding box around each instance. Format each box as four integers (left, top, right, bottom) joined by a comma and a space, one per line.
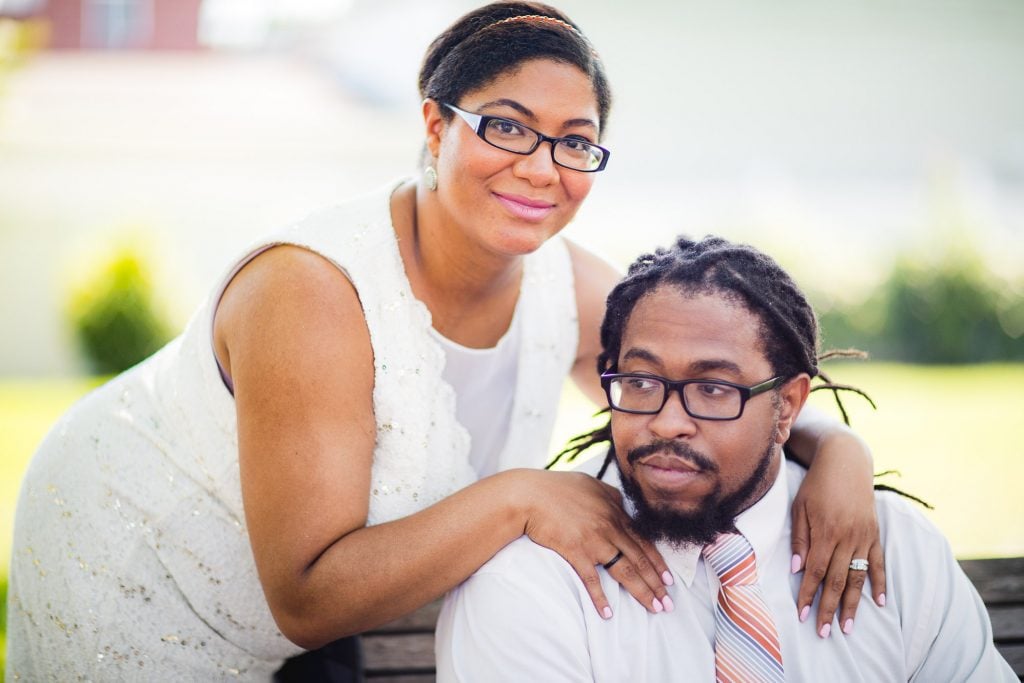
790, 431, 886, 638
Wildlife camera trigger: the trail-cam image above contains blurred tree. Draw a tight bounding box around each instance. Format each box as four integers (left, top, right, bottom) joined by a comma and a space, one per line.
67, 246, 173, 375
818, 248, 1024, 364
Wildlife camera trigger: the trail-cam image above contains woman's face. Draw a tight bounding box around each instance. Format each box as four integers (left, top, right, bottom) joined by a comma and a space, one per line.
427, 58, 602, 258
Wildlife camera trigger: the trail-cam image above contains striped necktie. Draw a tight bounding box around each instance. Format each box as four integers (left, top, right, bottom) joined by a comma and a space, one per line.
703, 532, 784, 683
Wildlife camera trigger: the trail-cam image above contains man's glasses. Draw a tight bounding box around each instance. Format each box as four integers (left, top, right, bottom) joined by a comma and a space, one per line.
600, 373, 786, 421
444, 103, 610, 173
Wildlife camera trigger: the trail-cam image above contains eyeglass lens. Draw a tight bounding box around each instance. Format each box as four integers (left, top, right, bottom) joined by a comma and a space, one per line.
482, 118, 604, 171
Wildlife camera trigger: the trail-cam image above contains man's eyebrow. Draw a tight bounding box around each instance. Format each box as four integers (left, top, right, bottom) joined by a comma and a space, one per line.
620, 348, 660, 365
688, 359, 743, 376
619, 351, 744, 377
477, 98, 598, 131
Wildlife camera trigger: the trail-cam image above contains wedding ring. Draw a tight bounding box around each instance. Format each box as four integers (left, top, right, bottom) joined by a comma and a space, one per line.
849, 558, 869, 571
602, 550, 624, 570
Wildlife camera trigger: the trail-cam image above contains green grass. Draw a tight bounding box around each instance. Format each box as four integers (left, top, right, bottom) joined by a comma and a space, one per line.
1, 366, 1022, 671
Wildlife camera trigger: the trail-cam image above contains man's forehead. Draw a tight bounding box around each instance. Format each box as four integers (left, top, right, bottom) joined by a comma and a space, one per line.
619, 286, 767, 373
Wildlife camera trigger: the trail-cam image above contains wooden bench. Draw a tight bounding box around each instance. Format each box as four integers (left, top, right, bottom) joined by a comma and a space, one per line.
959, 557, 1024, 679
360, 556, 1024, 681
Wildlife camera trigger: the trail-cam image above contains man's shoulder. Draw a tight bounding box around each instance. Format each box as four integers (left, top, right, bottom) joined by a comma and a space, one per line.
475, 536, 578, 583
784, 460, 948, 550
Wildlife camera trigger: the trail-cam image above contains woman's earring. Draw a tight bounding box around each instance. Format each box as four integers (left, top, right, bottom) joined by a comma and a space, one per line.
424, 165, 438, 192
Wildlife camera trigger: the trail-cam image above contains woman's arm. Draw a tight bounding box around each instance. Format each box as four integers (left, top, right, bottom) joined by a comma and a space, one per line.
566, 239, 620, 405
787, 405, 886, 636
215, 246, 670, 649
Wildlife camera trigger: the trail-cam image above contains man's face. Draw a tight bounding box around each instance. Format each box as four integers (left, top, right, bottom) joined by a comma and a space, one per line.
610, 285, 807, 546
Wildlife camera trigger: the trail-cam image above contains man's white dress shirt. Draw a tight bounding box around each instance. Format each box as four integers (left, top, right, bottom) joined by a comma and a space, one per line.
436, 461, 1015, 681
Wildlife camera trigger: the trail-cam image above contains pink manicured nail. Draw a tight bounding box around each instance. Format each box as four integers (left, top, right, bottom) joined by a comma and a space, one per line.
652, 597, 663, 613
877, 593, 886, 607
842, 618, 854, 634
602, 606, 613, 619
662, 570, 675, 586
662, 595, 675, 613
791, 554, 802, 574
799, 606, 810, 622
819, 623, 831, 638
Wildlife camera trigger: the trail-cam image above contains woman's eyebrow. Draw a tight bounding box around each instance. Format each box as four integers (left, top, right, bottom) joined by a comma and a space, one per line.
477, 98, 535, 119
477, 98, 598, 132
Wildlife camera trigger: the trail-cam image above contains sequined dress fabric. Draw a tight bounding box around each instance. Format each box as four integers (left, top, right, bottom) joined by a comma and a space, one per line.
5, 181, 578, 680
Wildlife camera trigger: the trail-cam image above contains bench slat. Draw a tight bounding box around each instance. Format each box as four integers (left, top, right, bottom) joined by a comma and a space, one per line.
990, 605, 1024, 642
960, 558, 1024, 604
997, 643, 1024, 680
366, 601, 442, 634
363, 632, 436, 671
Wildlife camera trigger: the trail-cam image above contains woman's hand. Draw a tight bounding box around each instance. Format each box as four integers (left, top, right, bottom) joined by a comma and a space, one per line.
516, 469, 673, 619
790, 430, 886, 637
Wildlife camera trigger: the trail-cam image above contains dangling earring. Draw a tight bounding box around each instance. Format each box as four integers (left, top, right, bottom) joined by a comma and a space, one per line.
424, 165, 438, 192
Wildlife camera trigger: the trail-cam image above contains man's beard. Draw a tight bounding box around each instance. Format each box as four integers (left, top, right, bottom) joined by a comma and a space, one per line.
615, 435, 777, 548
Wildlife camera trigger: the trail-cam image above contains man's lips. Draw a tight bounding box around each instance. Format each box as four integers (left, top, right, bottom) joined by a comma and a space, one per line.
637, 456, 704, 490
493, 192, 556, 222
637, 453, 702, 473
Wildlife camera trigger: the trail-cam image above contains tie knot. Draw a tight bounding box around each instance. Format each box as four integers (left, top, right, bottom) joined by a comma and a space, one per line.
703, 532, 758, 587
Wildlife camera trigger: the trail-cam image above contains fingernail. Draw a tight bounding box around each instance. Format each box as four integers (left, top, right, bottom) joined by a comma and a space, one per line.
662, 570, 675, 586
651, 597, 663, 613
602, 606, 612, 619
877, 593, 886, 607
799, 606, 810, 622
662, 595, 675, 613
842, 618, 854, 634
819, 623, 831, 638
791, 553, 802, 574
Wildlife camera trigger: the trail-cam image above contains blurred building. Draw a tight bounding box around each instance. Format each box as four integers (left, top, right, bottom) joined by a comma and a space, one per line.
4, 0, 202, 50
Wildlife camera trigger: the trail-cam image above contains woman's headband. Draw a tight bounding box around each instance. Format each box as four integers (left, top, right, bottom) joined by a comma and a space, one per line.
484, 14, 598, 59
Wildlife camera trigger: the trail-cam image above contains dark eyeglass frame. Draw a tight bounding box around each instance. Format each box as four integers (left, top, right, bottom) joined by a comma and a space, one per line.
444, 102, 610, 172
599, 372, 787, 421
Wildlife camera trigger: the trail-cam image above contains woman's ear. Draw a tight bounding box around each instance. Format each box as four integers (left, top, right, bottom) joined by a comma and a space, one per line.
774, 373, 811, 445
422, 98, 445, 159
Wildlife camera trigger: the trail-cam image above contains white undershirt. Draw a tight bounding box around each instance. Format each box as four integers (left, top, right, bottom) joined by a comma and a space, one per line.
429, 309, 521, 479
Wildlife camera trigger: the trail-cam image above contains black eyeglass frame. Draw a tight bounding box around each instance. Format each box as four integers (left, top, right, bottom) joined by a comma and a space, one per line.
443, 102, 610, 172
599, 372, 787, 421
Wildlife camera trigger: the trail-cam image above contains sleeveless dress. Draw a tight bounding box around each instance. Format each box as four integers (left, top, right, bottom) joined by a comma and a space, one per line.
5, 181, 579, 681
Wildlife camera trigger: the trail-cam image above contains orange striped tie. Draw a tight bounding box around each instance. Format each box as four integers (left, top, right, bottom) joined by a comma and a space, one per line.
703, 532, 784, 682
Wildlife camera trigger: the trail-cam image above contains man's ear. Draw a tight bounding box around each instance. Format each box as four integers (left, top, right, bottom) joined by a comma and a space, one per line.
774, 373, 811, 445
422, 98, 446, 159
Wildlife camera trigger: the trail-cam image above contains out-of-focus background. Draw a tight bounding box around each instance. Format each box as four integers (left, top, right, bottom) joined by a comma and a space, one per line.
1, 0, 1022, 669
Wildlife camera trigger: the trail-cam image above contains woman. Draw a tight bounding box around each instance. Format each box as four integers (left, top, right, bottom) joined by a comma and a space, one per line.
6, 3, 883, 680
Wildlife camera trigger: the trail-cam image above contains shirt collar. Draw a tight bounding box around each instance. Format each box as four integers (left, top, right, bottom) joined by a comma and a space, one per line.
734, 456, 790, 573
656, 456, 790, 587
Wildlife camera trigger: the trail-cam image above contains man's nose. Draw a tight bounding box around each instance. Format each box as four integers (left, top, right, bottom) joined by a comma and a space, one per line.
647, 388, 698, 440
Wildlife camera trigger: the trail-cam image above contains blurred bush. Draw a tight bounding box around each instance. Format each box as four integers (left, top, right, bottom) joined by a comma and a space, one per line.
66, 246, 174, 375
0, 17, 47, 68
819, 247, 1024, 363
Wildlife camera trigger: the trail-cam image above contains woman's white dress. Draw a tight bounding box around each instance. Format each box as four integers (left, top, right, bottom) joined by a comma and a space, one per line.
5, 181, 579, 680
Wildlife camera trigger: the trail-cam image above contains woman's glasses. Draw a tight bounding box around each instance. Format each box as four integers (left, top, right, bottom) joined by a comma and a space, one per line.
445, 103, 610, 173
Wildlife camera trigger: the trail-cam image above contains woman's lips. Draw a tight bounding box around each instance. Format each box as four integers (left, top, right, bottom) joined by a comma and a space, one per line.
493, 192, 555, 222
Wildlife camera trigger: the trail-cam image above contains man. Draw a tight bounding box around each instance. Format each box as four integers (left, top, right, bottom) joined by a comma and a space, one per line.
435, 236, 1015, 681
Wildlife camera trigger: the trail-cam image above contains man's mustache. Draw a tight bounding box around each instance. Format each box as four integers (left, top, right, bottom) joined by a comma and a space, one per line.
626, 439, 718, 472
